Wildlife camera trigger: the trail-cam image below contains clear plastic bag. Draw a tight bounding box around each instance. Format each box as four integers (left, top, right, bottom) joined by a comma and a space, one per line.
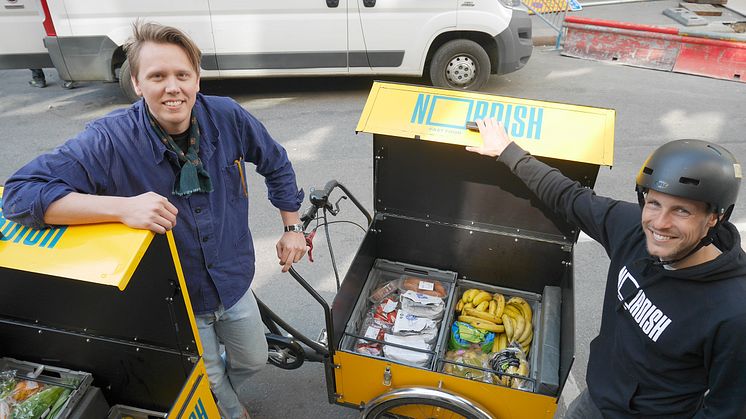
489, 344, 531, 390
369, 279, 400, 303
443, 348, 497, 384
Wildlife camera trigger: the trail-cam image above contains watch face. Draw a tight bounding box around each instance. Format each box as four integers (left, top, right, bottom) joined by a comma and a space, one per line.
285, 224, 303, 233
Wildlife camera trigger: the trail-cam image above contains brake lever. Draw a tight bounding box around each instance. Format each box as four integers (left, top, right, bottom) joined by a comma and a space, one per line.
327, 196, 347, 216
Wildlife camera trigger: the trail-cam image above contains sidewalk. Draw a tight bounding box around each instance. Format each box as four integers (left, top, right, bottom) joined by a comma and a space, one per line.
531, 0, 746, 46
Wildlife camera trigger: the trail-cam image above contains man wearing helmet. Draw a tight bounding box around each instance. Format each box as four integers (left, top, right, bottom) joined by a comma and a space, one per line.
467, 118, 746, 418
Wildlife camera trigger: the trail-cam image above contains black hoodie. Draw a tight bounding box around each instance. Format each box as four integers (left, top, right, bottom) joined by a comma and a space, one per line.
499, 143, 746, 418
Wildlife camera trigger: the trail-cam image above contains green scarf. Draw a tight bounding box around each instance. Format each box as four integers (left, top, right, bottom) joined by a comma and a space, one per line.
145, 106, 213, 196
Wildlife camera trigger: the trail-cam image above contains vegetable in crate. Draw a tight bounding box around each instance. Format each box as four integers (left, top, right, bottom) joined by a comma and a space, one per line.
10, 381, 42, 403
1, 400, 10, 419
11, 385, 65, 419
0, 370, 16, 399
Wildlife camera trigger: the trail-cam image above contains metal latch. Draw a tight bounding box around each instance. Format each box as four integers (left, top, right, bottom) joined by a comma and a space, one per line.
382, 366, 392, 386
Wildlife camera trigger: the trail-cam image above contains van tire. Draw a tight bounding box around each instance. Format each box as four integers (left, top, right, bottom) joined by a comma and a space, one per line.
118, 60, 140, 103
429, 39, 490, 91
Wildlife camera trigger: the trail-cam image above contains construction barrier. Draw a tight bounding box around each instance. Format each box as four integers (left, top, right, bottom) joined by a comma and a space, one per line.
561, 16, 746, 82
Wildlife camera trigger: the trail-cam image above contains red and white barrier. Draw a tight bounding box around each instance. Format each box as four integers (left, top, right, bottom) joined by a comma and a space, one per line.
561, 16, 746, 82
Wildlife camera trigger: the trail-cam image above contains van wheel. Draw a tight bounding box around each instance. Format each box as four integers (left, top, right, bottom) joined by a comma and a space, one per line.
429, 39, 490, 91
118, 60, 141, 103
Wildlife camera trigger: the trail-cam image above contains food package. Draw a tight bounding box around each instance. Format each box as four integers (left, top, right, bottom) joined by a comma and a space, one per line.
392, 310, 438, 344
11, 386, 66, 419
382, 334, 432, 367
448, 322, 495, 353
400, 291, 445, 319
9, 380, 43, 403
489, 344, 532, 390
355, 309, 393, 356
399, 276, 447, 298
369, 280, 399, 303
370, 296, 399, 327
443, 348, 497, 383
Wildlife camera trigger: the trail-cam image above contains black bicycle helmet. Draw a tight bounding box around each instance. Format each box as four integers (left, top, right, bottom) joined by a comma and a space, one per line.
636, 139, 741, 218
635, 139, 742, 265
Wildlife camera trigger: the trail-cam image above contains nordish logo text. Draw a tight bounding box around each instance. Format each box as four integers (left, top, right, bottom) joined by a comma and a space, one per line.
0, 199, 67, 249
410, 94, 544, 140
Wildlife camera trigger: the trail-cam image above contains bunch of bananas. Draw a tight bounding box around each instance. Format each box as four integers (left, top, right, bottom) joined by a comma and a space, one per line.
496, 296, 533, 355
455, 289, 534, 355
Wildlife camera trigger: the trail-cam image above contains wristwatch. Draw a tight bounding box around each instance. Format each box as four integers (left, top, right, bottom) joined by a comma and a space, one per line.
284, 223, 304, 233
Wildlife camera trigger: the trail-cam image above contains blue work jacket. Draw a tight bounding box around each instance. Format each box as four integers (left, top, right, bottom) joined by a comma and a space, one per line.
3, 94, 303, 314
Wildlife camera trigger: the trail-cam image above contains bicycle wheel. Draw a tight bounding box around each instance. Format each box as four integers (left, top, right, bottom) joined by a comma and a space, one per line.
362, 387, 492, 419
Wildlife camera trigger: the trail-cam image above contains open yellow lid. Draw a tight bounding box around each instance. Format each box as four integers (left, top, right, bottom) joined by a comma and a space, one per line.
0, 188, 153, 290
356, 82, 615, 166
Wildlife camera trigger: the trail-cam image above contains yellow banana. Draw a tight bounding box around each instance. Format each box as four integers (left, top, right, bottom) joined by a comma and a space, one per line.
501, 314, 514, 341
488, 300, 497, 315
512, 315, 526, 344
472, 291, 492, 306
518, 327, 533, 346
463, 288, 480, 303
491, 332, 507, 353
518, 359, 529, 377
508, 297, 533, 325
475, 301, 490, 312
463, 302, 474, 312
503, 305, 522, 319
456, 299, 465, 313
493, 293, 505, 319
457, 315, 505, 333
464, 308, 502, 324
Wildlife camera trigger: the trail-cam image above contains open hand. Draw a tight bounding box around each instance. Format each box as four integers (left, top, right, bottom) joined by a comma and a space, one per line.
465, 118, 512, 158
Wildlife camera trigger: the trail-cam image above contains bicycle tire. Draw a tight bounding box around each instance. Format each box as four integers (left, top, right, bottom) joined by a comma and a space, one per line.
362, 387, 493, 419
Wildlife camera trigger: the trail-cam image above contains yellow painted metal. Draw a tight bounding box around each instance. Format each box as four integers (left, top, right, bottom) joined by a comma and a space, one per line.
0, 188, 153, 290
166, 231, 205, 357
169, 360, 221, 419
334, 351, 557, 419
356, 82, 615, 166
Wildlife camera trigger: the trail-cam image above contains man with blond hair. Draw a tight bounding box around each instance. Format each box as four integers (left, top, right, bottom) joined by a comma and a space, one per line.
4, 22, 307, 418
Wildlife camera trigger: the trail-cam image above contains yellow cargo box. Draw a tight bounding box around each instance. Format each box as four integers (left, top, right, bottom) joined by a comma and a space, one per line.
327, 82, 615, 418
0, 190, 219, 418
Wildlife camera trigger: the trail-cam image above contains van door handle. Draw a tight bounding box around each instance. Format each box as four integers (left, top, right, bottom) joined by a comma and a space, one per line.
363, 0, 376, 7
326, 0, 339, 7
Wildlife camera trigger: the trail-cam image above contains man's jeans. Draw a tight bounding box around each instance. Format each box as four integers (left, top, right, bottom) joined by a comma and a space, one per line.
565, 389, 605, 419
195, 289, 267, 418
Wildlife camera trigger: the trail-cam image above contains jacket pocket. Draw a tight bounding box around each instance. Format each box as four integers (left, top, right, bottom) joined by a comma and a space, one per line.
222, 159, 248, 203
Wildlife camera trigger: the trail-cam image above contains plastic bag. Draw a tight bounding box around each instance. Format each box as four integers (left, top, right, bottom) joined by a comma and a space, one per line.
382, 334, 432, 367
11, 385, 65, 419
448, 322, 494, 353
370, 296, 399, 327
369, 280, 399, 303
0, 370, 16, 400
9, 380, 43, 403
489, 344, 531, 390
443, 348, 496, 383
356, 311, 391, 356
400, 291, 445, 319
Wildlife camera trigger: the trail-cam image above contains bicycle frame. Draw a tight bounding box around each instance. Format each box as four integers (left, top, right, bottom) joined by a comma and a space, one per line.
261, 180, 372, 372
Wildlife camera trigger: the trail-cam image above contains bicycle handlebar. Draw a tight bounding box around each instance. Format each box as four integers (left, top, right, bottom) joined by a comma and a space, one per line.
300, 179, 372, 231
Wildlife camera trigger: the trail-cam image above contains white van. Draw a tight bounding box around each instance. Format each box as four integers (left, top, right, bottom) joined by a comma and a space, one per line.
1, 0, 532, 100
